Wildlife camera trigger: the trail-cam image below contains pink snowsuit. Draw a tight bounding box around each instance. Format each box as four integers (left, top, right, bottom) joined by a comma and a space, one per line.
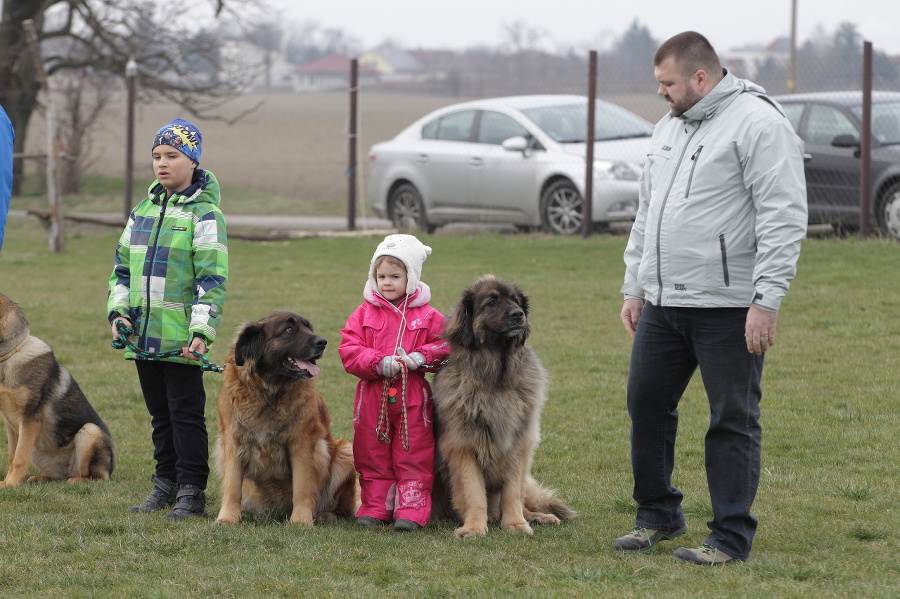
339, 281, 449, 526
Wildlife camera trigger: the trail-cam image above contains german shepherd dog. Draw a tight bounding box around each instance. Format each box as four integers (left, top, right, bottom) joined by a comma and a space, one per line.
432, 275, 575, 538
214, 311, 358, 526
0, 293, 115, 486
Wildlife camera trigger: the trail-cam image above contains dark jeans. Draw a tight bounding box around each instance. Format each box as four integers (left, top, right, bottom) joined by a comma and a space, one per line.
135, 360, 209, 489
627, 302, 763, 560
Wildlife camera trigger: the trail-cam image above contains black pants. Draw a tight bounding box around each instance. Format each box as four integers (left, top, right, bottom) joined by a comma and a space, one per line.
135, 360, 209, 488
627, 302, 763, 560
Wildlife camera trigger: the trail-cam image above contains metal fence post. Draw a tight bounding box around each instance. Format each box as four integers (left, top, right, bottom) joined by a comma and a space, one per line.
583, 50, 597, 238
859, 42, 872, 238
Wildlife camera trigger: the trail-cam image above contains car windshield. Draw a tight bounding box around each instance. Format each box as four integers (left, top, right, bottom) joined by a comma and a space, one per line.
521, 101, 653, 143
851, 102, 900, 145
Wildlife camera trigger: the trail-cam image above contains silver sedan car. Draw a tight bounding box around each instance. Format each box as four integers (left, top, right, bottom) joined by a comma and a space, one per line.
366, 95, 653, 234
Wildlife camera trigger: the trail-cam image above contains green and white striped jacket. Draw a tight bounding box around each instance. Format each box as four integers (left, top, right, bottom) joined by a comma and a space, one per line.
107, 169, 228, 364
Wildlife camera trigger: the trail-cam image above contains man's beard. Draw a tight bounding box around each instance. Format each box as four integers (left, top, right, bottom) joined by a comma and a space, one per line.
666, 87, 703, 117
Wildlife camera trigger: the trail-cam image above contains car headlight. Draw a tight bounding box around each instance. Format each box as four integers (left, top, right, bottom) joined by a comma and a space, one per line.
593, 159, 641, 181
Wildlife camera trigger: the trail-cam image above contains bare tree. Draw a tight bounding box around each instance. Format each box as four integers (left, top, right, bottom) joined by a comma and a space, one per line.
56, 66, 112, 194
0, 0, 267, 193
501, 20, 546, 54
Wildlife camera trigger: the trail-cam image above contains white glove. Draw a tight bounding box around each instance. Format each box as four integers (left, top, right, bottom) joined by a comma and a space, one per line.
378, 355, 401, 378
397, 350, 425, 371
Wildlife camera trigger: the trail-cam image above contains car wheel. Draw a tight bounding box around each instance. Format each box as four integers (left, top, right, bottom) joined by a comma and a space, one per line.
389, 183, 434, 233
878, 181, 900, 241
541, 179, 583, 235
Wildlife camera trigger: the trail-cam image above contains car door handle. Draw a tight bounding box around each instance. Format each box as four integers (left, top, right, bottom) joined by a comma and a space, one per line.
469, 157, 483, 167
803, 153, 812, 162
416, 153, 430, 163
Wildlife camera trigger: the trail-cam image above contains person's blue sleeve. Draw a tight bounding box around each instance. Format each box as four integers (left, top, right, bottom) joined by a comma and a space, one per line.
0, 105, 14, 253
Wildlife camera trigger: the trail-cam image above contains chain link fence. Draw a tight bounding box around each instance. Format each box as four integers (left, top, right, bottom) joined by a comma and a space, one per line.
16, 35, 900, 238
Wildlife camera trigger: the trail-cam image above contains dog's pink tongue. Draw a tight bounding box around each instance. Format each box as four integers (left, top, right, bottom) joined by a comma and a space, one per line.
293, 359, 320, 377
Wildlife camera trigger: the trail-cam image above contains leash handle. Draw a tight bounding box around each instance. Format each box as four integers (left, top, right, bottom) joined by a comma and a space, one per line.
110, 318, 224, 373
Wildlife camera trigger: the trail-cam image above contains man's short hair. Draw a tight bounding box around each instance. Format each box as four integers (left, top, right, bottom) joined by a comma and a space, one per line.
654, 31, 721, 80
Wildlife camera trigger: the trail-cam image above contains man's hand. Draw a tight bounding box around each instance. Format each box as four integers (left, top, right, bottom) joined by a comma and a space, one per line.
745, 304, 778, 355
620, 299, 644, 339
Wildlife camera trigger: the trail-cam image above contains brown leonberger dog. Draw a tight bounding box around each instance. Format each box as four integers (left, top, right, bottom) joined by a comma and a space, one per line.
214, 311, 358, 526
432, 275, 575, 538
0, 293, 115, 487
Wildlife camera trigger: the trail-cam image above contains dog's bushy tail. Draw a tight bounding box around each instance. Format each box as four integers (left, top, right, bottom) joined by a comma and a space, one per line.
524, 476, 578, 520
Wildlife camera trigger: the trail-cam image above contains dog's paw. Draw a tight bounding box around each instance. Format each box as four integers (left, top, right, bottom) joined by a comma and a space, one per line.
525, 511, 561, 526
502, 520, 534, 535
27, 475, 53, 483
316, 511, 339, 522
454, 524, 487, 538
214, 515, 241, 526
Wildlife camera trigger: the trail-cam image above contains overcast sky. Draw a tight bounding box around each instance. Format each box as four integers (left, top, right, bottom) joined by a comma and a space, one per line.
267, 0, 899, 56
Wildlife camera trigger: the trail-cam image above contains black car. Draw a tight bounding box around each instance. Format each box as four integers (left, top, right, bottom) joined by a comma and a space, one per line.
774, 91, 900, 239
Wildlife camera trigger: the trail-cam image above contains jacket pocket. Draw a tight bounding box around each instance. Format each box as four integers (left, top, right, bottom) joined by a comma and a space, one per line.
719, 233, 730, 287
684, 145, 704, 198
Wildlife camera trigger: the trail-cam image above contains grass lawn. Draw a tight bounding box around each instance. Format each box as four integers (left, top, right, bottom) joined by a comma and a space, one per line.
0, 217, 897, 598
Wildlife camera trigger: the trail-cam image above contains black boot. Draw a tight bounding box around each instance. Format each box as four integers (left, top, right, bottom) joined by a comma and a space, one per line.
164, 484, 208, 520
128, 475, 177, 513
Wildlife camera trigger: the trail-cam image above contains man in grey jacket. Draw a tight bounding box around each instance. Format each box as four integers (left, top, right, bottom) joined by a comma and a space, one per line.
613, 31, 807, 565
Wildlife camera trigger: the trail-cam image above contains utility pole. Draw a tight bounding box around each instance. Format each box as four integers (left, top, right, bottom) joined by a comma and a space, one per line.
124, 57, 138, 221
788, 0, 797, 93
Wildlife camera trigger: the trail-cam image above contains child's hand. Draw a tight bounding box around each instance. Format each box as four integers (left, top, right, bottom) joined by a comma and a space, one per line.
379, 355, 401, 378
398, 351, 425, 370
182, 337, 207, 360
112, 317, 132, 341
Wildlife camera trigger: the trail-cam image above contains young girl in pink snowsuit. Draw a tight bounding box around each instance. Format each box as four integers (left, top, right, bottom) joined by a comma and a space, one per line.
339, 234, 449, 531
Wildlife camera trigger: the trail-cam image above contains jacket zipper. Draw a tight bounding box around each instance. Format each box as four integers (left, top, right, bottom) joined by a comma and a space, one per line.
719, 233, 730, 287
685, 145, 704, 198
655, 123, 702, 305
140, 195, 170, 344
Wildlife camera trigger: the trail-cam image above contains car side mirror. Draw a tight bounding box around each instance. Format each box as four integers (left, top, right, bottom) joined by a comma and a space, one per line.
831, 133, 860, 148
501, 136, 529, 153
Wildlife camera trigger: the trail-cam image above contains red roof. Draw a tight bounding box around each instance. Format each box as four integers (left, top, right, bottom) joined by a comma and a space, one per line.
294, 54, 379, 74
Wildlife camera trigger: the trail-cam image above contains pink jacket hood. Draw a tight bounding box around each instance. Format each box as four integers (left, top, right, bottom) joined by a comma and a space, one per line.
363, 280, 432, 308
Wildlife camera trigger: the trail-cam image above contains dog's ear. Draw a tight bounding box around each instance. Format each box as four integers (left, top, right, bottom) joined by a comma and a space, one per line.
233, 322, 266, 367
444, 289, 477, 349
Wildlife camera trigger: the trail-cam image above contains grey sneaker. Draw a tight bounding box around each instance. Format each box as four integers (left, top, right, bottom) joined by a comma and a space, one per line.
356, 516, 388, 526
128, 476, 176, 513
393, 518, 422, 532
612, 524, 688, 553
164, 484, 207, 521
673, 544, 736, 565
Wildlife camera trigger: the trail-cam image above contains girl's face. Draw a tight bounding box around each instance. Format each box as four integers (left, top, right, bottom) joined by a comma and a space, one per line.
152, 145, 196, 192
375, 260, 408, 302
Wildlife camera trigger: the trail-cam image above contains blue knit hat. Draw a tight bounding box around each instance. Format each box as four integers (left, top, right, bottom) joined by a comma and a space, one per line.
152, 118, 202, 165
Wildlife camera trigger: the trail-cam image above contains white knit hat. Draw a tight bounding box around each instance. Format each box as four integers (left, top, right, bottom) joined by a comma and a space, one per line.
368, 234, 432, 295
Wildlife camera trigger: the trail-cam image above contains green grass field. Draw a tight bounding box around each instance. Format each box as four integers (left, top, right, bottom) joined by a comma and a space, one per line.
0, 217, 897, 598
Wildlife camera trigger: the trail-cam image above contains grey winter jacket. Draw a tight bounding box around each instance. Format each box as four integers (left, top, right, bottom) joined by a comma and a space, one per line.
622, 72, 807, 311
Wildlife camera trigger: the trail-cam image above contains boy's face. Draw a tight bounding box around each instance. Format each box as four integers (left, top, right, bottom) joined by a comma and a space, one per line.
375, 260, 408, 302
152, 144, 196, 192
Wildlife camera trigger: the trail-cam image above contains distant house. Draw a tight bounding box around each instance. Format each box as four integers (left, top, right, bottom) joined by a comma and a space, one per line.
723, 37, 790, 80
292, 54, 380, 91
219, 40, 297, 92
358, 47, 425, 84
